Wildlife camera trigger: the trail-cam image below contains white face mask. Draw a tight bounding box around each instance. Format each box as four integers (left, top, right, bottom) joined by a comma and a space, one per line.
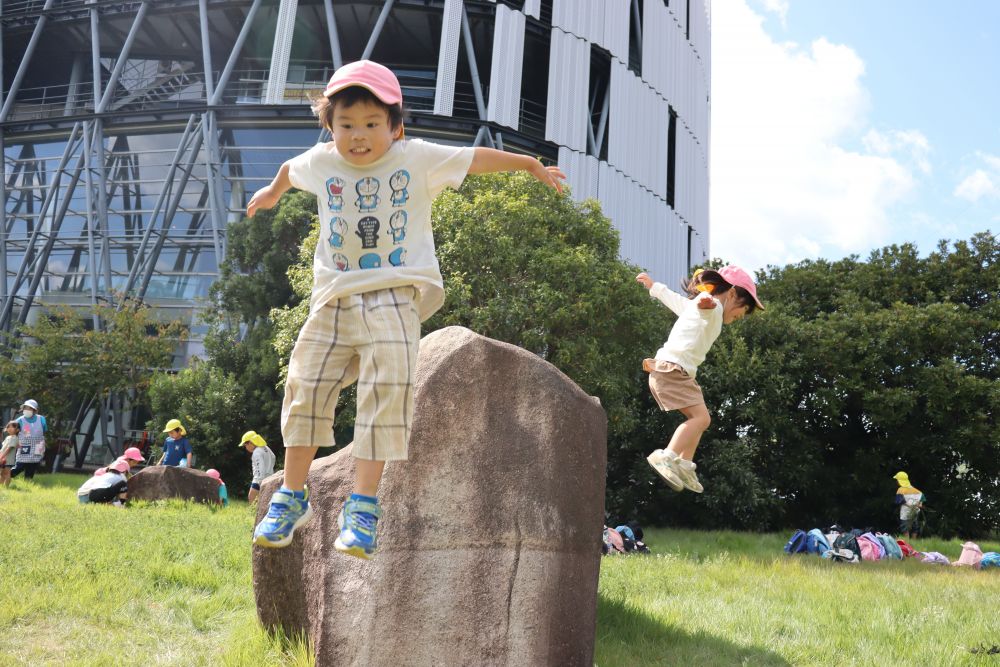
23, 409, 34, 418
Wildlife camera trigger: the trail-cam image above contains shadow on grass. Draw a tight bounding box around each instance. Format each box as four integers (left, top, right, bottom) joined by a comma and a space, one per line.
596, 594, 792, 667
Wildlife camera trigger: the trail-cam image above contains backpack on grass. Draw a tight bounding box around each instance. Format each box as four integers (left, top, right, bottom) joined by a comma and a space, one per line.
980, 552, 1000, 569
876, 533, 903, 560
784, 530, 809, 554
807, 529, 831, 554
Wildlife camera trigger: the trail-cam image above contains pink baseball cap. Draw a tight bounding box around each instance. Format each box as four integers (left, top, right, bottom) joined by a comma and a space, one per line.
323, 60, 402, 105
719, 265, 765, 310
93, 467, 107, 477
123, 446, 144, 462
109, 459, 130, 474
205, 468, 221, 481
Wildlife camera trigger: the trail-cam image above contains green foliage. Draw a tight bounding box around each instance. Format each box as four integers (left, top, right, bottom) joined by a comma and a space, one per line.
0, 300, 183, 439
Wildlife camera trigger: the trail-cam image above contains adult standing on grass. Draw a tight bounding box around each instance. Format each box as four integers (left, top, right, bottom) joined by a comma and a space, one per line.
10, 399, 47, 481
240, 430, 275, 503
157, 419, 192, 467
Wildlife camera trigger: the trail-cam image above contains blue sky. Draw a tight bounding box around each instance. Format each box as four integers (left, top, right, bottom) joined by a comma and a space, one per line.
710, 0, 1000, 271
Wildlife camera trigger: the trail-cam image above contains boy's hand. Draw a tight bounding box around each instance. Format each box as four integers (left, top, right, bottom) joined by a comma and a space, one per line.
530, 162, 566, 193
696, 293, 717, 309
247, 185, 281, 218
636, 273, 654, 290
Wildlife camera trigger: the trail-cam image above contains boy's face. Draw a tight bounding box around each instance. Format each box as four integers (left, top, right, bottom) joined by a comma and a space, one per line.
169, 429, 182, 439
332, 97, 399, 166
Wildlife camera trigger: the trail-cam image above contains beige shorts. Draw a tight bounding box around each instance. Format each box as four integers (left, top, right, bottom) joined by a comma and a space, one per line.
644, 358, 705, 411
281, 286, 420, 461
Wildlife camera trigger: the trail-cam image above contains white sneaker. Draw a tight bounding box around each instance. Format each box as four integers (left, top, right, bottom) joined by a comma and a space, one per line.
646, 449, 684, 492
671, 457, 704, 493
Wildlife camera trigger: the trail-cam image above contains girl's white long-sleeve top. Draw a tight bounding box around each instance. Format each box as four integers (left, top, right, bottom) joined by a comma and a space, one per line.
649, 282, 723, 378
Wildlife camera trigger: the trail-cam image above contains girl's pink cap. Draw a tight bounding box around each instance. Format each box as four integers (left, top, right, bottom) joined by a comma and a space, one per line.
94, 467, 107, 476
206, 468, 221, 481
323, 60, 402, 105
719, 265, 765, 310
109, 459, 130, 474
123, 446, 144, 462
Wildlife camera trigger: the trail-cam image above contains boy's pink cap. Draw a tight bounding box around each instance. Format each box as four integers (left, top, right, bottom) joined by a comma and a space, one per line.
720, 265, 765, 310
323, 60, 402, 105
123, 446, 144, 462
109, 459, 130, 474
205, 468, 221, 481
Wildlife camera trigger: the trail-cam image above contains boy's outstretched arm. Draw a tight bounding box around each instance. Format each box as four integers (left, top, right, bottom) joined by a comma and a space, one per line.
468, 148, 565, 193
247, 160, 293, 217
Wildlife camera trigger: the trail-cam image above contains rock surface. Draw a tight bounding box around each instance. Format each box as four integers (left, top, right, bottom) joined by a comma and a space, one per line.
128, 465, 220, 505
253, 326, 607, 666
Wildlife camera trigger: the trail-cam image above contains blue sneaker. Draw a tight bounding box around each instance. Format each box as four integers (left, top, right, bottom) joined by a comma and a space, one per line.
334, 496, 382, 560
252, 487, 313, 548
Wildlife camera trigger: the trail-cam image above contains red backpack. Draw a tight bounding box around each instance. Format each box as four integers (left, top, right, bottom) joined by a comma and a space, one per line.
896, 538, 918, 557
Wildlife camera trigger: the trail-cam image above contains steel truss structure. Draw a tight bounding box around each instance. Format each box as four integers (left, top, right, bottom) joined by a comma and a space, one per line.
1, 0, 709, 464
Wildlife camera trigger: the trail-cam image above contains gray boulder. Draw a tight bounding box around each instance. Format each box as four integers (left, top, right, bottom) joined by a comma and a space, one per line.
253, 326, 607, 666
128, 465, 220, 505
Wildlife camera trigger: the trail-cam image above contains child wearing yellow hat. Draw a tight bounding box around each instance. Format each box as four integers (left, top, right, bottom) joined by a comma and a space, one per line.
893, 471, 925, 539
239, 430, 275, 502
157, 419, 192, 467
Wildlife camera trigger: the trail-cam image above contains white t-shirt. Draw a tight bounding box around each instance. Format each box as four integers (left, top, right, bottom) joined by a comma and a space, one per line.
251, 446, 276, 485
650, 282, 723, 378
77, 471, 128, 497
288, 139, 475, 321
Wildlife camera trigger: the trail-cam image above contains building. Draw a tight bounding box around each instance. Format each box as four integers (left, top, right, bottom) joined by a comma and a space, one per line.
1, 0, 710, 460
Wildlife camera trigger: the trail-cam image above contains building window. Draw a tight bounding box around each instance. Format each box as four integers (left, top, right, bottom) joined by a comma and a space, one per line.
667, 106, 677, 208
587, 45, 611, 160
628, 0, 643, 76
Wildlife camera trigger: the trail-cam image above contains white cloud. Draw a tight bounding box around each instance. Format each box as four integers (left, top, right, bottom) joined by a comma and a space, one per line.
710, 0, 927, 270
755, 0, 790, 26
954, 152, 1000, 202
954, 169, 997, 202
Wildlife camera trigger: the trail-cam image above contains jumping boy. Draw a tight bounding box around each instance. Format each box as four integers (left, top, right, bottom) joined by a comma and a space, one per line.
246, 60, 564, 559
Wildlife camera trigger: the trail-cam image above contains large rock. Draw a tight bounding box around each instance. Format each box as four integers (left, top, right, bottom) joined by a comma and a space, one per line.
128, 465, 220, 505
253, 326, 607, 666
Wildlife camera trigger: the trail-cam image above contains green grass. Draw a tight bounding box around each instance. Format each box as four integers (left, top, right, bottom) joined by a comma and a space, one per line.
2, 475, 1000, 666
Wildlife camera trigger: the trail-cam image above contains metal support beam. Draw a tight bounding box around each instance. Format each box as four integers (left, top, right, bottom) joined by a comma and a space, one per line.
210, 0, 264, 106
461, 5, 487, 120
122, 114, 200, 296
265, 0, 299, 104
82, 122, 102, 317
631, 0, 642, 55
201, 111, 227, 262
91, 5, 102, 109
595, 83, 611, 159
0, 0, 55, 122
0, 124, 83, 330
0, 133, 6, 309
362, 0, 396, 61
97, 1, 149, 113
64, 55, 85, 116
324, 0, 343, 69
199, 0, 216, 100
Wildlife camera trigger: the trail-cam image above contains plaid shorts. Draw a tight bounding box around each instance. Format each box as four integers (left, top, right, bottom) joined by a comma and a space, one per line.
281, 286, 421, 461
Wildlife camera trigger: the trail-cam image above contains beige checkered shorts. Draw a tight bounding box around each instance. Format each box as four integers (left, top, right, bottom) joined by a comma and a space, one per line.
281, 286, 420, 461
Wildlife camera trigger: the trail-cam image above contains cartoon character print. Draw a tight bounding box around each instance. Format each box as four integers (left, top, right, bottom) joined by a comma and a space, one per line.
355, 177, 380, 212
355, 216, 380, 249
389, 210, 407, 245
332, 253, 350, 271
329, 217, 348, 249
326, 177, 345, 212
388, 247, 406, 267
390, 169, 410, 207
359, 253, 381, 270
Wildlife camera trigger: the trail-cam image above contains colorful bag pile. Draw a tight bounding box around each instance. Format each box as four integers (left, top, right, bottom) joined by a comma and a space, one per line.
602, 522, 651, 556
783, 528, 997, 571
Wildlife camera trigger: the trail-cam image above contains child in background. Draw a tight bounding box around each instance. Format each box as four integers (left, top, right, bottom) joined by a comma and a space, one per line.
206, 468, 228, 506
0, 421, 18, 487
240, 431, 275, 503
157, 419, 192, 467
121, 446, 145, 472
246, 59, 564, 558
638, 266, 764, 493
894, 471, 925, 538
77, 458, 130, 504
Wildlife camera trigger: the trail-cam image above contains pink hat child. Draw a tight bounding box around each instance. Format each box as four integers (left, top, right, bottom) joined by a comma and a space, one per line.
718, 265, 765, 311
206, 468, 222, 483
323, 60, 402, 106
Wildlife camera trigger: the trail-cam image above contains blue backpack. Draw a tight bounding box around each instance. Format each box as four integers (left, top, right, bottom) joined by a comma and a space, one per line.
980, 552, 1000, 569
784, 530, 809, 554
807, 529, 831, 554
876, 533, 903, 560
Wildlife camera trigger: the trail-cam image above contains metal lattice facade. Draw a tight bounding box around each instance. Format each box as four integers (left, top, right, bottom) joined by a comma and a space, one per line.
1, 0, 709, 456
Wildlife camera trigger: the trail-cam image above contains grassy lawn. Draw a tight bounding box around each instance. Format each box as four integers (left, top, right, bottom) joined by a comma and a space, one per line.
2, 474, 999, 666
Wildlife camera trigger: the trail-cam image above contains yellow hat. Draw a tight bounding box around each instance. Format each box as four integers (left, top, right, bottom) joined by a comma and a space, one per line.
893, 471, 910, 484
238, 430, 267, 448
163, 419, 187, 436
